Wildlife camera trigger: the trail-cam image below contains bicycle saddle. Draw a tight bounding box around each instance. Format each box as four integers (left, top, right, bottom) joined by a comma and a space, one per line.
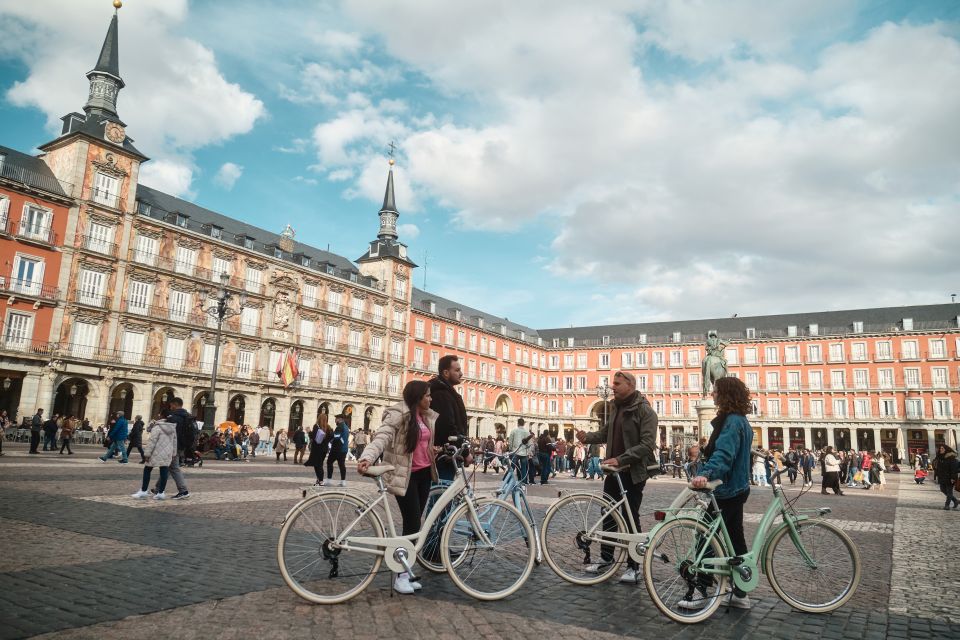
361, 464, 395, 477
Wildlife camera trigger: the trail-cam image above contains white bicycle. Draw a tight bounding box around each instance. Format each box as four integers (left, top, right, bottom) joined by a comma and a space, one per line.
277, 437, 536, 603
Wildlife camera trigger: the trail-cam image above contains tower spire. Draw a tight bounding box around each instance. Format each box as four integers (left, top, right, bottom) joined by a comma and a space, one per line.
377, 158, 399, 241
84, 2, 125, 118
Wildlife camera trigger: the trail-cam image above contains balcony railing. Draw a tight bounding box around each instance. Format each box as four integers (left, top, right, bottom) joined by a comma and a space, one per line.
91, 187, 119, 209
82, 234, 119, 257
10, 220, 56, 245
0, 275, 59, 300
75, 290, 109, 308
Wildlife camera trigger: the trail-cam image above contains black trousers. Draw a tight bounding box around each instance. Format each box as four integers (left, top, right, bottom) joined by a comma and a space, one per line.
823, 471, 842, 494
713, 490, 749, 557
127, 443, 144, 461
396, 467, 433, 536
29, 431, 40, 453
601, 471, 645, 569
59, 438, 73, 454
311, 451, 329, 482
326, 449, 346, 480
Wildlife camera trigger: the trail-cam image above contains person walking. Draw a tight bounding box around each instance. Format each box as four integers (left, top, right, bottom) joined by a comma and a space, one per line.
751, 448, 768, 487
131, 419, 177, 500
571, 440, 585, 477
151, 399, 193, 499
29, 408, 42, 453
42, 413, 59, 451
820, 446, 844, 495
357, 380, 439, 594
429, 355, 469, 481
508, 418, 532, 483
932, 444, 959, 510
99, 412, 129, 463
274, 429, 288, 462
127, 415, 145, 463
327, 414, 349, 486
688, 376, 755, 610
58, 415, 76, 455
292, 425, 307, 464
784, 448, 799, 485
576, 370, 659, 584
537, 431, 554, 485
801, 449, 815, 487
354, 429, 368, 459
248, 427, 259, 458
482, 435, 496, 473
304, 418, 333, 486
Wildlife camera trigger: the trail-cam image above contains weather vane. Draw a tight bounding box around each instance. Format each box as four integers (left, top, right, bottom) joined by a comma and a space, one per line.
387, 140, 397, 165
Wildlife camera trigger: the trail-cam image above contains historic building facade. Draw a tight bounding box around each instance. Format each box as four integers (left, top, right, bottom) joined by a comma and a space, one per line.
0, 9, 411, 432
1, 7, 957, 459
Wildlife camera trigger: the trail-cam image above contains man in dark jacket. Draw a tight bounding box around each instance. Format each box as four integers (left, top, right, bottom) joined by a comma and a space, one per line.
430, 355, 469, 480
29, 408, 43, 454
42, 413, 59, 451
577, 371, 659, 584
98, 412, 129, 463
127, 415, 145, 463
154, 398, 192, 499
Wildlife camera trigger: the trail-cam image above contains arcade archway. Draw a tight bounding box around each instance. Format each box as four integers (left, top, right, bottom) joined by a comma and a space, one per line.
227, 395, 246, 424
108, 383, 134, 422
151, 387, 176, 421
53, 378, 90, 421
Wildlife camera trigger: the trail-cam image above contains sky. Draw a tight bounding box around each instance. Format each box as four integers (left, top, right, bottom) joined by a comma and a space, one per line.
1, 0, 958, 330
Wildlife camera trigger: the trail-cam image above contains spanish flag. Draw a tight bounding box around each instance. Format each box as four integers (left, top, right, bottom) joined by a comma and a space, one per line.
277, 348, 300, 388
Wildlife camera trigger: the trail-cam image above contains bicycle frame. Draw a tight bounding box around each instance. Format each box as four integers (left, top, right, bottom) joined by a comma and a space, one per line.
331, 465, 491, 574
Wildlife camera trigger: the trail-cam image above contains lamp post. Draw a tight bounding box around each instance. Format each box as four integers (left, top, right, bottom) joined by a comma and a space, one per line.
595, 381, 611, 429
201, 272, 245, 430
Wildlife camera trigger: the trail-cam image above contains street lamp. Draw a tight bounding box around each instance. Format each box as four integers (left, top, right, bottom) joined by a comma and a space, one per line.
201, 272, 245, 430
595, 381, 611, 429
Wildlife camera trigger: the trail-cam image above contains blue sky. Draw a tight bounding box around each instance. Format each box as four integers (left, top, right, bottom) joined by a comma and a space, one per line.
1, 1, 958, 329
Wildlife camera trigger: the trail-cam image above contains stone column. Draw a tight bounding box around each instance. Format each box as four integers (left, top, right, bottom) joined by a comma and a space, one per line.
275, 395, 292, 433
927, 430, 938, 459
37, 369, 56, 414
19, 372, 44, 417
871, 427, 882, 453
826, 426, 835, 449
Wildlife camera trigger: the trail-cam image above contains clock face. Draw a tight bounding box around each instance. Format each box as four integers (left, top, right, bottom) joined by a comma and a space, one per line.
105, 123, 125, 144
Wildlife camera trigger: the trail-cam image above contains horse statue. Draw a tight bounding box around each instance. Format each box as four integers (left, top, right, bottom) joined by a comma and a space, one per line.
701, 331, 730, 397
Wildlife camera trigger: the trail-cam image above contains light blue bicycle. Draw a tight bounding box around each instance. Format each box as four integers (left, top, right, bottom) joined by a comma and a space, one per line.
418, 446, 542, 572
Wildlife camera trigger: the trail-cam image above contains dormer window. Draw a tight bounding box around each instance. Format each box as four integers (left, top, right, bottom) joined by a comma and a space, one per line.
273, 247, 282, 259
349, 272, 358, 282
672, 331, 681, 343
519, 330, 525, 341
902, 318, 913, 331
852, 321, 863, 333
244, 237, 254, 249
808, 323, 819, 336
746, 327, 756, 339
0, 154, 5, 172
326, 264, 335, 275
453, 309, 462, 321
567, 337, 574, 347
175, 213, 188, 228
210, 226, 222, 240
639, 334, 647, 344
300, 256, 310, 267
500, 325, 507, 336
787, 325, 797, 337
602, 335, 610, 346
137, 200, 151, 216
477, 317, 485, 329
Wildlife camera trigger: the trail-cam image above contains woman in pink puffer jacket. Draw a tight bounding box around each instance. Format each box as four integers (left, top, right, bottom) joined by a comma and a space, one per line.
130, 420, 177, 500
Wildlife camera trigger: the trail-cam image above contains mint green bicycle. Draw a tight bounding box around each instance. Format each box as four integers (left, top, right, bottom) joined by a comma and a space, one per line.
642, 473, 861, 623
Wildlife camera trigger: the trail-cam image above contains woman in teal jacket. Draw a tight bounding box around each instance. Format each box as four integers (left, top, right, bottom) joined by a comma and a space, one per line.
690, 376, 755, 609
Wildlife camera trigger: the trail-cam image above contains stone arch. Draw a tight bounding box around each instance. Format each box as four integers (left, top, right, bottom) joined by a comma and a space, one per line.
260, 397, 276, 429
363, 405, 376, 430
227, 394, 247, 425
192, 391, 209, 420
588, 400, 607, 424
494, 393, 512, 415
107, 382, 135, 423
151, 386, 178, 421
341, 403, 355, 428
317, 402, 331, 428
53, 377, 93, 421
289, 399, 305, 430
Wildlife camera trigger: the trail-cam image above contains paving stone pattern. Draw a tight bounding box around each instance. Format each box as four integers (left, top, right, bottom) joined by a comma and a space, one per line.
1, 443, 958, 639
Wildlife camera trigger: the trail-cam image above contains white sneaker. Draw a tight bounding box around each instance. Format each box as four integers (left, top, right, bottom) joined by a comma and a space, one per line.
318, 480, 326, 487
153, 492, 167, 500
130, 490, 149, 499
393, 572, 415, 594
410, 577, 422, 591
676, 597, 703, 610
729, 594, 751, 609
584, 562, 611, 574
619, 568, 639, 584
339, 480, 347, 487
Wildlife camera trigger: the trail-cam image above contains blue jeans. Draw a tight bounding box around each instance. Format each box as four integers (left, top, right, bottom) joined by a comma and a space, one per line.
100, 440, 128, 462
538, 453, 552, 484
586, 457, 601, 478
43, 434, 56, 451
514, 456, 529, 484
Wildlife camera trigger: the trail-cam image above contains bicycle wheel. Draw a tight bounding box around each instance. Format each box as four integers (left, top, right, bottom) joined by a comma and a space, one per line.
417, 485, 464, 573
540, 493, 628, 585
643, 518, 728, 624
277, 493, 384, 604
765, 519, 861, 612
441, 497, 536, 600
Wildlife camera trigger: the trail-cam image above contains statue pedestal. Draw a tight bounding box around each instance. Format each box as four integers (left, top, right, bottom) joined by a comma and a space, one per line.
695, 399, 717, 443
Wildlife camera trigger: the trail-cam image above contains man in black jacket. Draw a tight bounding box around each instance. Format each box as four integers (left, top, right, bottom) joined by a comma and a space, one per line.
430, 355, 469, 480
153, 398, 193, 499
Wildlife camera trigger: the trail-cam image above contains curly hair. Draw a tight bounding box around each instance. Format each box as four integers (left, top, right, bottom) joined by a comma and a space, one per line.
712, 376, 752, 415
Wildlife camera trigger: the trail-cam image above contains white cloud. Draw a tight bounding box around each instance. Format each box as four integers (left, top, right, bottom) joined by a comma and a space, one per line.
326, 2, 959, 320
397, 223, 419, 239
0, 0, 264, 196
214, 162, 243, 190
138, 158, 195, 198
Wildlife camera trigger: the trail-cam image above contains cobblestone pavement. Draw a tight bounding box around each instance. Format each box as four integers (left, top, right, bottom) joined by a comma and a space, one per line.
1, 442, 958, 640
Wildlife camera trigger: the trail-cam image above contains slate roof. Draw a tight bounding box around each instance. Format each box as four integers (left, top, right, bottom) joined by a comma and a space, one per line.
0, 144, 69, 197
39, 112, 147, 161
135, 185, 380, 287
91, 13, 122, 82
412, 288, 542, 342
536, 304, 960, 346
